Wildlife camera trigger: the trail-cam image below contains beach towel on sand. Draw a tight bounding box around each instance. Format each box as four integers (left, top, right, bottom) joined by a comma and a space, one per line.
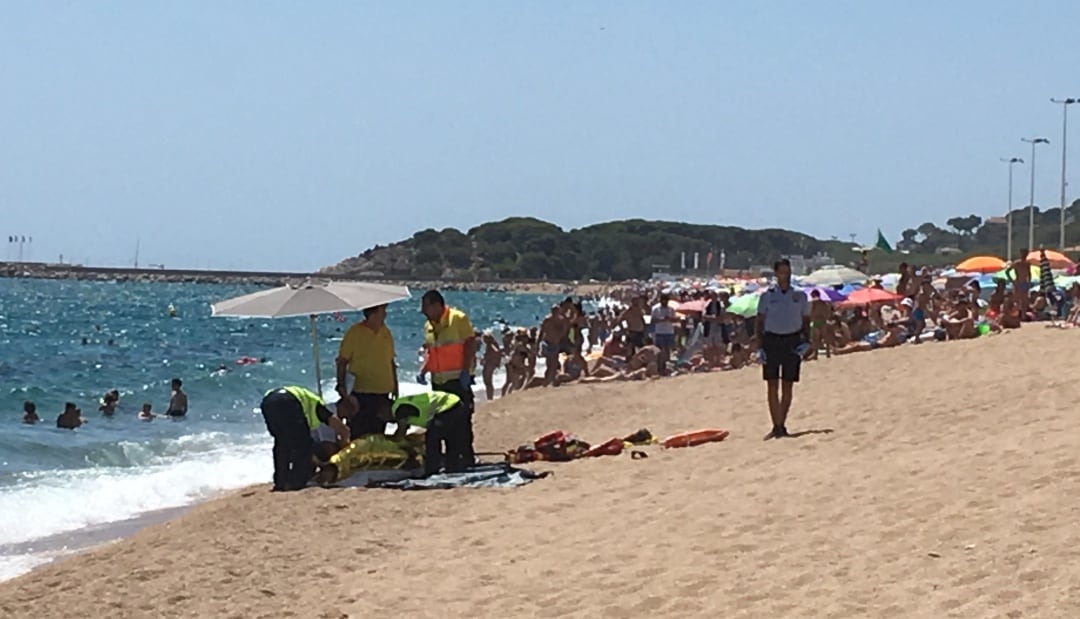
370, 463, 549, 491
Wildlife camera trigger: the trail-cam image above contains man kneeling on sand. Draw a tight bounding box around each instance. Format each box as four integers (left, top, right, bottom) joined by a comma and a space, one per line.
260, 386, 350, 491
390, 391, 470, 477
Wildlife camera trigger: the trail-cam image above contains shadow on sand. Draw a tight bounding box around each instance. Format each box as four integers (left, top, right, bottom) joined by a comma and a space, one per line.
786, 428, 835, 439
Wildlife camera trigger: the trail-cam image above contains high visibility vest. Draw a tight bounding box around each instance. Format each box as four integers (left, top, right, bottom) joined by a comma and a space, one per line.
391, 391, 461, 428
424, 307, 474, 383
266, 386, 325, 431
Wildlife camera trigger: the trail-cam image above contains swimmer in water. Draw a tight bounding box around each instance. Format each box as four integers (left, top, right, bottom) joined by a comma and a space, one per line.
22, 401, 40, 424
138, 402, 157, 421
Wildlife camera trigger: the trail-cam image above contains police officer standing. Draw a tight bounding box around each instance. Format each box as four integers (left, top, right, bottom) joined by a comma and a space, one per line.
754, 258, 811, 439
260, 385, 350, 491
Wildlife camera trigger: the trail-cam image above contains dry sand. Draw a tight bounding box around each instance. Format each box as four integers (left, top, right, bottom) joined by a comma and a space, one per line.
3, 326, 1079, 618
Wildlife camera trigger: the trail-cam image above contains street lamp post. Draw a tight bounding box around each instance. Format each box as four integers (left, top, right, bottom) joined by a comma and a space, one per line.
1051, 98, 1077, 250
1021, 137, 1050, 253
1000, 157, 1024, 259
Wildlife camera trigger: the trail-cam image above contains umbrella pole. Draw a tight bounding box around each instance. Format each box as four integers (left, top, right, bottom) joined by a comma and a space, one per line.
310, 314, 323, 395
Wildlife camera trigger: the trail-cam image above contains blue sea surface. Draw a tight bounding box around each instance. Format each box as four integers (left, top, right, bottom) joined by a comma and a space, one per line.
0, 278, 558, 578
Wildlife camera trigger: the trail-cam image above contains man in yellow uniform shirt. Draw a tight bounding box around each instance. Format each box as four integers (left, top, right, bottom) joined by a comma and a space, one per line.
420, 290, 477, 465
335, 304, 398, 440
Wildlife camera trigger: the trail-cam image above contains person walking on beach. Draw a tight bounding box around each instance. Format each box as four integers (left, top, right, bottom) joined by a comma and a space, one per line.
1007, 248, 1031, 315
420, 290, 477, 463
755, 259, 811, 439
166, 378, 187, 417
650, 294, 676, 375
335, 304, 398, 440
539, 305, 570, 385
617, 296, 647, 357
260, 385, 350, 491
480, 332, 503, 400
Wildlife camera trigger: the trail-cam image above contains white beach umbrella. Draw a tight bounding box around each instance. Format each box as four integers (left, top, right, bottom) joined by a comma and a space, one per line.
211, 280, 411, 392
801, 266, 869, 287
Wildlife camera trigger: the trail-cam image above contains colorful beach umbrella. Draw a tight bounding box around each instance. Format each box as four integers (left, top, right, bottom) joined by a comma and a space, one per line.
726, 293, 760, 317
1025, 249, 1075, 270
801, 286, 846, 302
801, 266, 868, 287
955, 255, 1007, 274
837, 287, 901, 307
675, 299, 708, 314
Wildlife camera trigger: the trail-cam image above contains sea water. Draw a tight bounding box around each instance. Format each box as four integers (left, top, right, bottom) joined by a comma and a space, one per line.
0, 279, 560, 579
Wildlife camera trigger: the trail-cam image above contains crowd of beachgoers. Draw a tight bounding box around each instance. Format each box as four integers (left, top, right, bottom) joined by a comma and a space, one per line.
471, 253, 1080, 397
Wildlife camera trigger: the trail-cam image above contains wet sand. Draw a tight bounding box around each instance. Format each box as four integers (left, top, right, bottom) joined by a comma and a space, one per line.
2, 326, 1078, 618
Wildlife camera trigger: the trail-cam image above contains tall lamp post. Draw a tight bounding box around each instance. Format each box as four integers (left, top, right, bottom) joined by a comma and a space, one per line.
1051, 98, 1077, 250
1000, 157, 1024, 259
1021, 137, 1050, 252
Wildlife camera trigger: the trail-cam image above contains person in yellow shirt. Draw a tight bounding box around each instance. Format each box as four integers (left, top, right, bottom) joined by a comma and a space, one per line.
420, 290, 477, 464
335, 304, 398, 440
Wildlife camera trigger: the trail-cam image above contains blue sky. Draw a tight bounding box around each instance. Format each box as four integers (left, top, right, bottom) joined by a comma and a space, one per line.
2, 1, 1078, 271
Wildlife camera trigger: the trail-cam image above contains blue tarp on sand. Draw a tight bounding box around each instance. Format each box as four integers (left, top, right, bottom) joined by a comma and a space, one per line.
371, 463, 549, 491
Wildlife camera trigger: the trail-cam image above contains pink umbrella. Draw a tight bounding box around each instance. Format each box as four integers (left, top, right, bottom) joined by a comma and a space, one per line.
675, 299, 708, 314
837, 288, 901, 308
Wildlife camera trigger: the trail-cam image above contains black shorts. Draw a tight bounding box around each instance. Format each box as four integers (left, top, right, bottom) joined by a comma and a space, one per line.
762, 331, 803, 383
626, 331, 646, 348
348, 393, 391, 440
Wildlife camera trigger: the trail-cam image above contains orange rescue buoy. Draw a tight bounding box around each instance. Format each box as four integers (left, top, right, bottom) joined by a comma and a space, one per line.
661, 429, 730, 449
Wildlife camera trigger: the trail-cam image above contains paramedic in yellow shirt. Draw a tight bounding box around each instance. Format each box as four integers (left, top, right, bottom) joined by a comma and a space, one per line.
420, 289, 477, 464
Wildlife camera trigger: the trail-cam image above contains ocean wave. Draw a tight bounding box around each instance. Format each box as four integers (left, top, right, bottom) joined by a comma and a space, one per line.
0, 435, 270, 549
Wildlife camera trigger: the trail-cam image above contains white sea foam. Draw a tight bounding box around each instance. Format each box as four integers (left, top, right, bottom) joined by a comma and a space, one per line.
0, 433, 270, 580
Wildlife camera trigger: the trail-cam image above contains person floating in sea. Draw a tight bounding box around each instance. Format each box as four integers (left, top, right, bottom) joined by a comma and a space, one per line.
390, 391, 470, 477
260, 385, 350, 491
56, 402, 85, 430
22, 401, 39, 424
166, 378, 187, 417
138, 402, 157, 421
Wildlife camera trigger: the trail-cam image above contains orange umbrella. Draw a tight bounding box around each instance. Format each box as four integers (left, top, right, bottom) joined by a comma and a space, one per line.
955, 255, 1006, 274
1025, 249, 1075, 270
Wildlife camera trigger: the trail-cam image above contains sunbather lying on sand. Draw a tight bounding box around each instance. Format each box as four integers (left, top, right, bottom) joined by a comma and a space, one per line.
832, 324, 909, 355
579, 345, 661, 383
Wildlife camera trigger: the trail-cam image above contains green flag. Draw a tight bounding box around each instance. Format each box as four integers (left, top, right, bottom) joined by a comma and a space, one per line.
875, 229, 894, 253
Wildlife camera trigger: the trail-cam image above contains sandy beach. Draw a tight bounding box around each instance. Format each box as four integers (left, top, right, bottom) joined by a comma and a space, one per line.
2, 326, 1078, 618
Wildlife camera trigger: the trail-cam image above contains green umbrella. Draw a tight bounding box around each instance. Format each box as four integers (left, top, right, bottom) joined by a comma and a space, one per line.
727, 293, 760, 317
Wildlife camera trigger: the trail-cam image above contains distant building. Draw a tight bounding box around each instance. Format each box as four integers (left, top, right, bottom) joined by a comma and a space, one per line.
650, 264, 673, 281
781, 253, 836, 276
935, 246, 962, 255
